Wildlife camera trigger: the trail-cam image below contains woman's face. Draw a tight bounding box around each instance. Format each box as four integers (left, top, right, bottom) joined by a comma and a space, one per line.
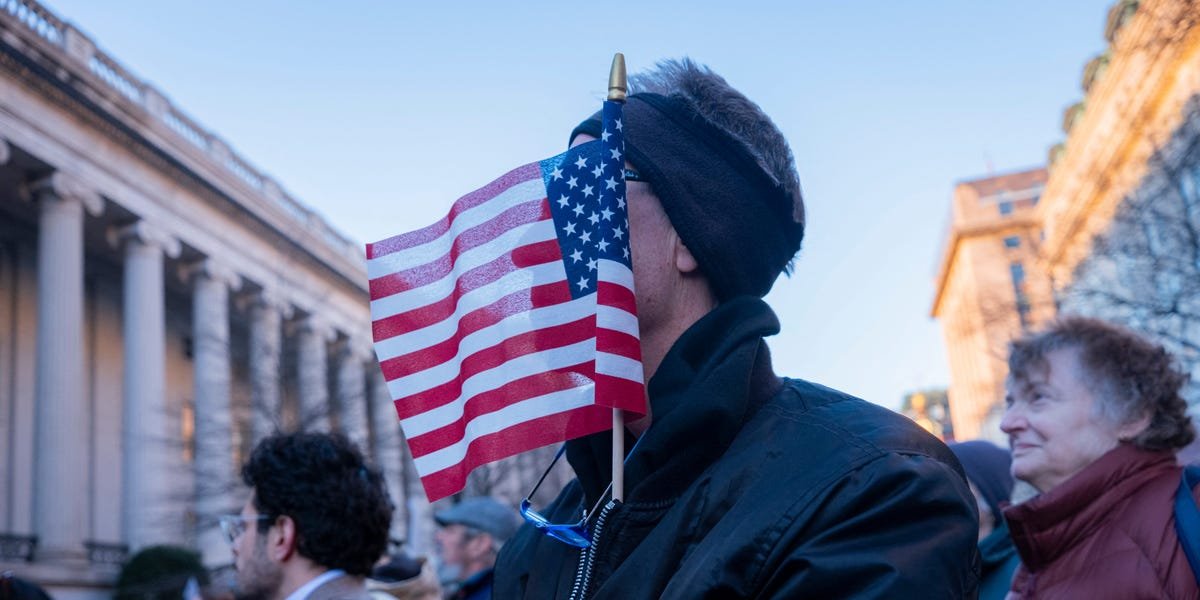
1000, 347, 1129, 493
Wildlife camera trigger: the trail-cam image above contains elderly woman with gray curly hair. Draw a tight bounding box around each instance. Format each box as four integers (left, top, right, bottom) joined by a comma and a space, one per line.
999, 316, 1199, 599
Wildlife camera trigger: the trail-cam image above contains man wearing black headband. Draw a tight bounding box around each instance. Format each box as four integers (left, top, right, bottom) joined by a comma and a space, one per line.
495, 59, 980, 599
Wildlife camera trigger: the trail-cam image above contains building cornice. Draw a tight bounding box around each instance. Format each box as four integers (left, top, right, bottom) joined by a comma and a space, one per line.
0, 1, 368, 297
929, 213, 1039, 317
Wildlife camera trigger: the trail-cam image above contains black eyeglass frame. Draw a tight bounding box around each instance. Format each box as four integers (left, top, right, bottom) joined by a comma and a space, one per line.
623, 168, 648, 183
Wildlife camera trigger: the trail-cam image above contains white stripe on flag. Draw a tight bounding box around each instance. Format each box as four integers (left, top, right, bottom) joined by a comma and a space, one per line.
398, 337, 597, 437
411, 385, 595, 474
596, 352, 645, 383
372, 261, 568, 361
386, 297, 594, 396
597, 258, 634, 286
596, 304, 639, 338
366, 178, 547, 278
369, 220, 557, 318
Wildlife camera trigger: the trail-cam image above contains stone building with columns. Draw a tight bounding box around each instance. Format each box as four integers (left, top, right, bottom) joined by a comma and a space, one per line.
0, 1, 422, 596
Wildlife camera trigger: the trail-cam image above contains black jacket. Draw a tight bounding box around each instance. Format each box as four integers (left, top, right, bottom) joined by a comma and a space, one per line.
494, 298, 980, 599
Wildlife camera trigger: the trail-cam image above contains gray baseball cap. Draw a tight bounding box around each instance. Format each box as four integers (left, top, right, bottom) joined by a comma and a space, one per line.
434, 497, 521, 543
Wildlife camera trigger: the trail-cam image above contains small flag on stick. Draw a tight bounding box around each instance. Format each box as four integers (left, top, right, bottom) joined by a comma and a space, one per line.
367, 91, 645, 502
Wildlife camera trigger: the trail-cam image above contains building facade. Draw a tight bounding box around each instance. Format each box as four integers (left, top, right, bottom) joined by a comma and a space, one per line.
0, 1, 426, 596
933, 0, 1200, 445
931, 169, 1056, 442
1039, 0, 1200, 438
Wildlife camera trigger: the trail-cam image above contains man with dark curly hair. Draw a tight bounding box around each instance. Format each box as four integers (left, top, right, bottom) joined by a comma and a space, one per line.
223, 433, 392, 600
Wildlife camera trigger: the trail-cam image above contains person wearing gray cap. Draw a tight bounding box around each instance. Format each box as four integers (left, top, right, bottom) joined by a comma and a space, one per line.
433, 497, 519, 600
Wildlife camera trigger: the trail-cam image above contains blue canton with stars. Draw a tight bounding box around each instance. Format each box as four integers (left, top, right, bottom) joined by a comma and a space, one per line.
539, 100, 631, 299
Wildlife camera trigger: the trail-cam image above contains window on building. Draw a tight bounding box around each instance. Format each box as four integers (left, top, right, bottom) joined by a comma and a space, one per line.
1010, 262, 1029, 328
1003, 236, 1020, 249
1030, 194, 1041, 206
998, 201, 1014, 216
181, 399, 195, 463
1010, 262, 1026, 286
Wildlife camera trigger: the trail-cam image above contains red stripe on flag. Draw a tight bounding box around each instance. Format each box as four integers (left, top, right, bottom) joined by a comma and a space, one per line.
596, 281, 637, 315
594, 373, 647, 414
370, 241, 563, 340
368, 199, 551, 300
417, 405, 613, 502
366, 163, 543, 259
391, 315, 597, 418
596, 328, 642, 362
405, 362, 594, 457
378, 281, 574, 379
512, 239, 562, 268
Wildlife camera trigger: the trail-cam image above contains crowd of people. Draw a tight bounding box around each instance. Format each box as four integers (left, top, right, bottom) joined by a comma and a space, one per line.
5, 58, 1200, 599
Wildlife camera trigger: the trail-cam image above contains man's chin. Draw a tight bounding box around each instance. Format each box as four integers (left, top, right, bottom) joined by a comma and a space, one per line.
233, 583, 275, 600
232, 569, 282, 600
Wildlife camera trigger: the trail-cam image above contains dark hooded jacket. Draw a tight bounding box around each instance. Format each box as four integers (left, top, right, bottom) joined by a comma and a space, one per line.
494, 298, 980, 599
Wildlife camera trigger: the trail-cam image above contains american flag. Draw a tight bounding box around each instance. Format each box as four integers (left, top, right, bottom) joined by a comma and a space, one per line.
367, 100, 645, 501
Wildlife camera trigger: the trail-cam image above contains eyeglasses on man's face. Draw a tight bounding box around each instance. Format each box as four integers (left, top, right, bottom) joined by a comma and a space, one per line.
623, 168, 646, 183
218, 514, 273, 545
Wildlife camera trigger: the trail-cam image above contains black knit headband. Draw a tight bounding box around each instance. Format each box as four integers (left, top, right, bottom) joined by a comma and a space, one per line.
571, 93, 803, 301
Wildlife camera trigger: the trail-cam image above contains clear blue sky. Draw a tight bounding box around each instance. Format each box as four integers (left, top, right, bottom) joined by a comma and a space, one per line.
44, 0, 1112, 412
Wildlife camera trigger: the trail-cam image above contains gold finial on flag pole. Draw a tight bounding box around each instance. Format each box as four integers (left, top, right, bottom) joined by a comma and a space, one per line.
609, 51, 627, 505
608, 53, 627, 102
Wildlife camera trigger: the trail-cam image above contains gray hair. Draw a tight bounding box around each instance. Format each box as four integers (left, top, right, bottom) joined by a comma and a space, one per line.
1007, 316, 1195, 451
629, 58, 805, 258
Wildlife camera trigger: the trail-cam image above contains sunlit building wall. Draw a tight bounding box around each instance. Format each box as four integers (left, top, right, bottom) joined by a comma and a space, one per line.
931, 169, 1056, 442
1037, 0, 1200, 463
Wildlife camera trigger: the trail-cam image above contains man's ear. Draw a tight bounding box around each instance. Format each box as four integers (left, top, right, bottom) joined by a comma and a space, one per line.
671, 230, 700, 274
268, 516, 298, 563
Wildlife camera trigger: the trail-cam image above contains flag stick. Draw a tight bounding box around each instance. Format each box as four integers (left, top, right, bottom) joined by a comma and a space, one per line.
608, 52, 627, 503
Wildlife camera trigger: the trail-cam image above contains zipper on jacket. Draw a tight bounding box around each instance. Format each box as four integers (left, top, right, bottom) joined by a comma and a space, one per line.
568, 499, 617, 600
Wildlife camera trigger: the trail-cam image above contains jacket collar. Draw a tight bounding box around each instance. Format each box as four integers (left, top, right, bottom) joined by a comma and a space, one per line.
566, 297, 782, 506
979, 520, 1017, 571
1002, 443, 1177, 571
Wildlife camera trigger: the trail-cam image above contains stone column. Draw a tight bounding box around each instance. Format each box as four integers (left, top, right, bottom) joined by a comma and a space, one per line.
248, 290, 290, 441
185, 259, 241, 565
110, 221, 181, 551
335, 343, 371, 450
369, 363, 410, 546
295, 315, 334, 432
30, 173, 102, 561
